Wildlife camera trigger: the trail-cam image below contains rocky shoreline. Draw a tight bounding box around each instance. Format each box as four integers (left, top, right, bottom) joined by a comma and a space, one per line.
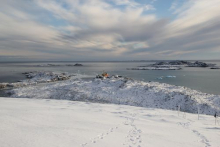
152, 60, 215, 67
127, 67, 182, 70
0, 71, 76, 90
210, 67, 220, 69
36, 63, 83, 67
128, 60, 217, 70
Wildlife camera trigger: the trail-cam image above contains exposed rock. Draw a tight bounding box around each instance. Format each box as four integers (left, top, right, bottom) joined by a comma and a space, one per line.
187, 61, 214, 67
210, 67, 220, 69
170, 60, 190, 65
141, 60, 215, 68
96, 75, 104, 79
110, 75, 123, 78
6, 84, 14, 88
0, 71, 73, 90
153, 60, 190, 66
74, 63, 83, 66
0, 83, 8, 89
127, 67, 182, 70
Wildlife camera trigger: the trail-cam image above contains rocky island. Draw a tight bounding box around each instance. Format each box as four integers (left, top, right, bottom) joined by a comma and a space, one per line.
127, 67, 182, 70
66, 63, 83, 66
0, 71, 82, 90
152, 60, 215, 67
127, 60, 216, 70
210, 67, 220, 69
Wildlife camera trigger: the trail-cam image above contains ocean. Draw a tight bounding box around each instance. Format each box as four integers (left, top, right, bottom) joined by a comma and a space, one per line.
0, 61, 220, 95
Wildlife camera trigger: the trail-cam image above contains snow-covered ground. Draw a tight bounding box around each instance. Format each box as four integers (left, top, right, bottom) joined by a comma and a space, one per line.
9, 77, 220, 115
0, 97, 219, 147
0, 71, 90, 89
2, 72, 220, 146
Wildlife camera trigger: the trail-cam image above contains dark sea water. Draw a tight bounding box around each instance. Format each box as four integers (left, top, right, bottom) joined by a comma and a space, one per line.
0, 61, 220, 95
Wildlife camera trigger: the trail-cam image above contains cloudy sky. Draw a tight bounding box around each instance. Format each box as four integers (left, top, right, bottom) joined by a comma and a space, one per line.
0, 0, 220, 61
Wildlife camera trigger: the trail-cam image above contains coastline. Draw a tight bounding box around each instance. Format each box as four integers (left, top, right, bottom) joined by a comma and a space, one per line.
1, 70, 220, 147
2, 72, 219, 116
1, 61, 220, 95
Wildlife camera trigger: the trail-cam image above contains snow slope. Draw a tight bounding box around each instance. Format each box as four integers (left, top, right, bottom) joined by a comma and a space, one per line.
9, 77, 220, 115
0, 97, 219, 147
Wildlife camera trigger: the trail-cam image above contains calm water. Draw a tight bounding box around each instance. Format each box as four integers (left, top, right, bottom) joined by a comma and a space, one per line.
0, 61, 220, 95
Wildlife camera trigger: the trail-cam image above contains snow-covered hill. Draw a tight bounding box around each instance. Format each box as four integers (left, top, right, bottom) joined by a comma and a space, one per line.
0, 98, 219, 147
9, 76, 220, 115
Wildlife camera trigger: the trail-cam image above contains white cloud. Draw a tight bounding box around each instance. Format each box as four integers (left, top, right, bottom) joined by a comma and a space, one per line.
151, 0, 157, 4
169, 1, 178, 11
145, 4, 156, 11
0, 0, 220, 60
111, 0, 140, 7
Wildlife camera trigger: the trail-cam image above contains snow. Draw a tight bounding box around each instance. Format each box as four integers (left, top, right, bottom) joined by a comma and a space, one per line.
166, 76, 176, 78
9, 76, 220, 115
0, 71, 90, 89
22, 71, 90, 83
0, 97, 219, 147
156, 76, 176, 80
2, 71, 220, 146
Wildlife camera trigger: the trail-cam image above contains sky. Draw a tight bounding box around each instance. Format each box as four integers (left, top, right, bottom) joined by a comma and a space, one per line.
0, 0, 220, 61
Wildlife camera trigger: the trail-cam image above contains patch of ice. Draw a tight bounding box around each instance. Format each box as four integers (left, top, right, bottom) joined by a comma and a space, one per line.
156, 76, 176, 80
166, 76, 176, 78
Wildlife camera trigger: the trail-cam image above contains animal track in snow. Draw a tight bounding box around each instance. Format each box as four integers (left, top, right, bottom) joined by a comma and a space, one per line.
192, 130, 210, 147
123, 113, 142, 147
177, 121, 210, 147
80, 125, 119, 146
177, 122, 191, 129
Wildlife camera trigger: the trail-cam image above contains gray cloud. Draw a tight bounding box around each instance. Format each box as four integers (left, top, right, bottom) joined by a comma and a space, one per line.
0, 0, 220, 61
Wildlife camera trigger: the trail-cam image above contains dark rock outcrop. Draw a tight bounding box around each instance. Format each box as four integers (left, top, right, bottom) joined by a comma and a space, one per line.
152, 60, 215, 67
74, 63, 83, 66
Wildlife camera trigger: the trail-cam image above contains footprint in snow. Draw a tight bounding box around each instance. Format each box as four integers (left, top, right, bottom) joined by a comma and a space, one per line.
177, 122, 210, 147
177, 122, 191, 129
81, 143, 87, 147
192, 130, 210, 147
123, 113, 142, 147
80, 125, 120, 146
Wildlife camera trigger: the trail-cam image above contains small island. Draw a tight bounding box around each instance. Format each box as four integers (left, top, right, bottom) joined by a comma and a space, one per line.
128, 60, 217, 70
66, 63, 83, 66
74, 63, 83, 66
152, 60, 215, 67
210, 67, 220, 69
127, 67, 182, 70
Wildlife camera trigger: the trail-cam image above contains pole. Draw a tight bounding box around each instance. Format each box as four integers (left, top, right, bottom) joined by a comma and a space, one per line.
178, 105, 180, 116
178, 105, 179, 116
197, 106, 200, 120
